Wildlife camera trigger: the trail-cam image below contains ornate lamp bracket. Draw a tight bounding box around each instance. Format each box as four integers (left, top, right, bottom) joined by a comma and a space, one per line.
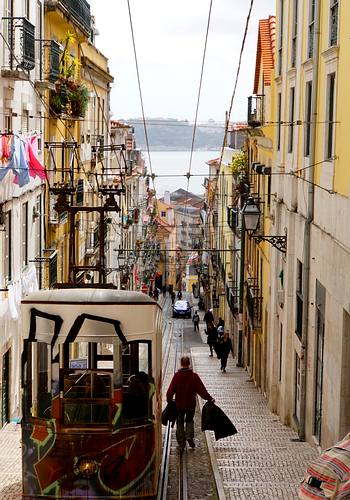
252, 235, 287, 254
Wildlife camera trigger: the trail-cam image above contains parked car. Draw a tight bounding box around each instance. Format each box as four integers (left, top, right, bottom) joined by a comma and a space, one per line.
172, 300, 192, 319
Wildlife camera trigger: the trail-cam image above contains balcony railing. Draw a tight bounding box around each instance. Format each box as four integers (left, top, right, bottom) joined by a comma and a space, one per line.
1, 17, 35, 73
247, 95, 264, 127
46, 0, 91, 35
37, 39, 60, 83
227, 206, 238, 232
211, 250, 218, 269
246, 282, 262, 329
226, 283, 239, 316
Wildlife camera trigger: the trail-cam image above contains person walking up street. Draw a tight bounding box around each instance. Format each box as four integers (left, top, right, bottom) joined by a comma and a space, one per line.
203, 308, 214, 326
218, 331, 234, 372
205, 321, 218, 357
166, 356, 214, 451
192, 311, 200, 331
171, 291, 176, 304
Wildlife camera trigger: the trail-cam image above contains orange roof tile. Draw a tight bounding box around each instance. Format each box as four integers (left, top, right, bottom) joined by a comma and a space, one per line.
253, 15, 276, 94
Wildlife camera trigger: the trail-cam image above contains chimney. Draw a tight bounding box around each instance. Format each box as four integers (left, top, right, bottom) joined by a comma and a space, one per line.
164, 190, 171, 205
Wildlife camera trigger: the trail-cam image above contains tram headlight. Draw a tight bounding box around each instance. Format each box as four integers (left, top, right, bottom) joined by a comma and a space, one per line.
74, 456, 98, 478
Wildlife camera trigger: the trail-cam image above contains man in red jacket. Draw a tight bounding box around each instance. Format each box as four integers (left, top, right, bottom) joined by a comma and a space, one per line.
166, 356, 214, 450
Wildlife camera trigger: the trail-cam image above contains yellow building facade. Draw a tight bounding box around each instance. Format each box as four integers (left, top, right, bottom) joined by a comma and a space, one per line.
238, 16, 276, 393
43, 1, 113, 286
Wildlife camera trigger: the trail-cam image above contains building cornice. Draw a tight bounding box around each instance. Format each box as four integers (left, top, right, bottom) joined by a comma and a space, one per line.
321, 45, 339, 64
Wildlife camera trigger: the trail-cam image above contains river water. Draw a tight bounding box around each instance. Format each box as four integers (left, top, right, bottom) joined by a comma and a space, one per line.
145, 150, 219, 197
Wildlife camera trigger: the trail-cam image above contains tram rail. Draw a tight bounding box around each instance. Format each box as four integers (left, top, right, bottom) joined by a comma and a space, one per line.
158, 317, 189, 500
178, 447, 188, 500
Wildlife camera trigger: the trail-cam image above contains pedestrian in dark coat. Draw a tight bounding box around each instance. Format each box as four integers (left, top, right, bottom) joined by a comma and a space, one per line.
166, 356, 214, 450
205, 321, 218, 357
177, 290, 182, 300
192, 311, 200, 331
203, 308, 214, 325
218, 332, 234, 372
171, 291, 176, 304
217, 317, 224, 329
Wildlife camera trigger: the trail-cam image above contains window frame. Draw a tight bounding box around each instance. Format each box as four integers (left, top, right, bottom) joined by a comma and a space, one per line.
278, 0, 284, 75
21, 201, 29, 268
329, 0, 339, 47
277, 92, 282, 151
295, 259, 303, 340
288, 86, 295, 153
308, 0, 316, 59
4, 210, 12, 284
304, 81, 312, 157
291, 0, 298, 68
325, 72, 336, 160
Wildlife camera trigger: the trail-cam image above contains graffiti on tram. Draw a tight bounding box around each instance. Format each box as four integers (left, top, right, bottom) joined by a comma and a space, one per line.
21, 307, 159, 498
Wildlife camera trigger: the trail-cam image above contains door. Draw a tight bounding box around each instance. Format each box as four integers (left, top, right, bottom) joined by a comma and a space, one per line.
2, 349, 10, 426
295, 353, 301, 422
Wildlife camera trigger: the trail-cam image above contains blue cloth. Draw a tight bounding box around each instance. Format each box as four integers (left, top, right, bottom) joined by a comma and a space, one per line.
0, 135, 30, 186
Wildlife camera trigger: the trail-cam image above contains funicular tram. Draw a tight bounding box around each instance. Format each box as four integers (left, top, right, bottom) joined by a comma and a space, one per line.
20, 288, 162, 499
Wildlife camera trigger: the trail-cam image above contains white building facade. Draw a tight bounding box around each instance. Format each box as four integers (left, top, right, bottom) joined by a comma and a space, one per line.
0, 0, 46, 424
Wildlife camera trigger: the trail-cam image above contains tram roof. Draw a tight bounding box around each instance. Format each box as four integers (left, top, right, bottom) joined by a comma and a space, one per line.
21, 288, 158, 306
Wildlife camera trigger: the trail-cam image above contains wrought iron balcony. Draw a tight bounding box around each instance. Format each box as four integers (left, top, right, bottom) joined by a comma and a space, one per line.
1, 17, 35, 77
227, 206, 239, 232
45, 0, 91, 36
226, 283, 239, 316
247, 95, 264, 128
35, 39, 60, 87
211, 250, 218, 269
246, 281, 262, 329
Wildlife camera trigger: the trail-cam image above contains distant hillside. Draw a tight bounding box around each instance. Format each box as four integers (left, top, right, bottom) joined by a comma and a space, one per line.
122, 118, 225, 151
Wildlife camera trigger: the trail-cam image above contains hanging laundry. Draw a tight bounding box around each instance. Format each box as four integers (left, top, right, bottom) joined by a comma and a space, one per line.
0, 135, 11, 164
27, 135, 47, 180
0, 135, 30, 187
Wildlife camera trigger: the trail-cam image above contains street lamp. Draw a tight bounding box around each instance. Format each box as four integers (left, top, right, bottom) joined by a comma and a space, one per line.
240, 196, 287, 253
241, 196, 260, 232
118, 249, 126, 270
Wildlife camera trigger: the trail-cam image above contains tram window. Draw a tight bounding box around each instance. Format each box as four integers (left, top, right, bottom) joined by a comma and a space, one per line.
138, 343, 149, 373
66, 342, 117, 372
121, 341, 153, 423
63, 371, 111, 399
30, 342, 52, 419
97, 343, 114, 369
64, 402, 109, 425
63, 371, 111, 425
122, 341, 151, 382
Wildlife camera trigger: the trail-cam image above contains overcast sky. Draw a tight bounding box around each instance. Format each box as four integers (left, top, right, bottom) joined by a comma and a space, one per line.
88, 0, 276, 123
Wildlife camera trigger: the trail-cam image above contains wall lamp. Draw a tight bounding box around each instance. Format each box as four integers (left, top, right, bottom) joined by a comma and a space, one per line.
241, 196, 287, 254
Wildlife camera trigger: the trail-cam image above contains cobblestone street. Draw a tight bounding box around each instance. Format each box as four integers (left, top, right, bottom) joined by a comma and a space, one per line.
192, 341, 318, 499
0, 305, 318, 500
0, 423, 21, 500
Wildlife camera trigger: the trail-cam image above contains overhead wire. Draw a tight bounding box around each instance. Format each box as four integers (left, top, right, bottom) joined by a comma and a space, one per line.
206, 0, 255, 268
126, 0, 155, 194
182, 0, 213, 285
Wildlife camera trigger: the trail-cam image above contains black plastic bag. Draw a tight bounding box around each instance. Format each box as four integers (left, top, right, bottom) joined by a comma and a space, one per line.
162, 401, 177, 427
201, 400, 237, 440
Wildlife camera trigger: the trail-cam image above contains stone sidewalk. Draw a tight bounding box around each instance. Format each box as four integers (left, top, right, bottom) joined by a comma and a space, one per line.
191, 344, 318, 500
0, 423, 22, 500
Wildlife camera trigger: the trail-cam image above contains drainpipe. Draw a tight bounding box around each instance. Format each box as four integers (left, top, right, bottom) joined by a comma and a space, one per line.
299, 0, 320, 441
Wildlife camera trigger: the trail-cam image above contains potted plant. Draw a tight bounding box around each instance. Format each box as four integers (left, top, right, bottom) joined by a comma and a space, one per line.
49, 31, 89, 119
